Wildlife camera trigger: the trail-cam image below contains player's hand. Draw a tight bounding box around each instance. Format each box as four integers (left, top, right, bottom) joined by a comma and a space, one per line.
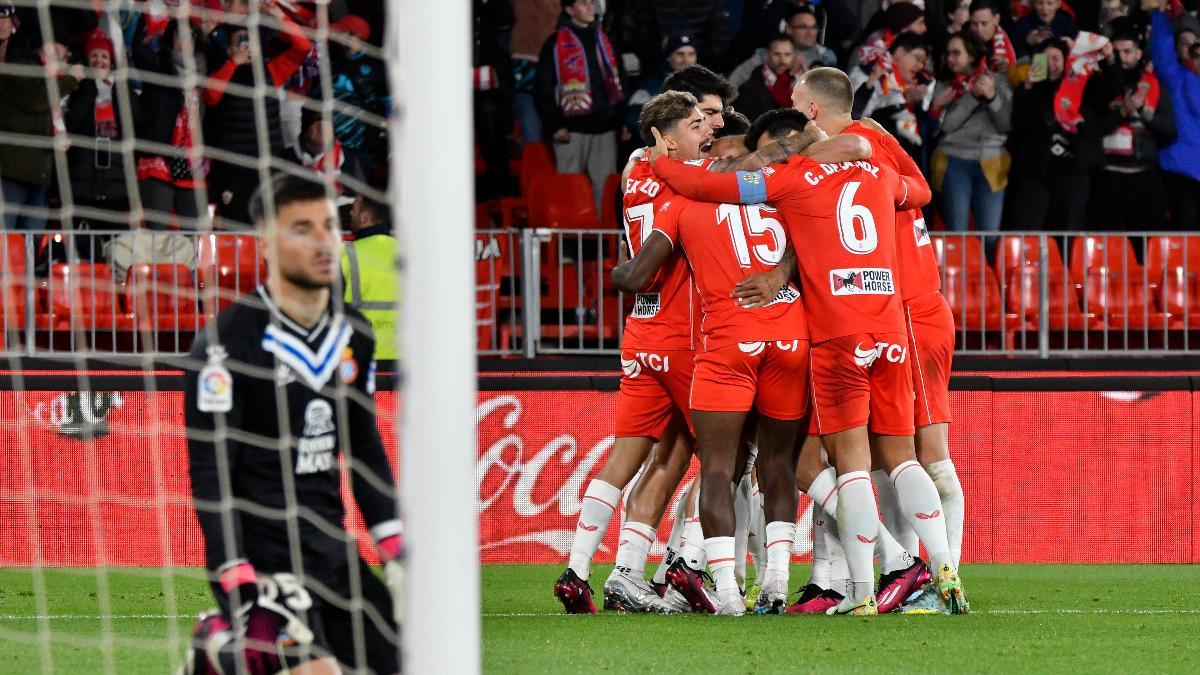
241, 606, 286, 675
378, 534, 405, 624
733, 269, 786, 309
648, 126, 669, 163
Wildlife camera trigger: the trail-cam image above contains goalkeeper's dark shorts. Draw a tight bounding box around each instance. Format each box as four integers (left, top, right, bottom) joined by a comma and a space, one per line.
211, 558, 399, 674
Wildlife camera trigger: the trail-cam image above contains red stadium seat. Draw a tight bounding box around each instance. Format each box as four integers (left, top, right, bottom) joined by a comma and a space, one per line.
1080, 269, 1169, 331
527, 173, 599, 229
1146, 235, 1200, 280
197, 234, 267, 315
943, 265, 1004, 330
499, 141, 556, 228
996, 235, 1067, 278
1, 234, 29, 332
1005, 264, 1098, 330
1156, 267, 1200, 328
1070, 235, 1140, 286
125, 263, 201, 331
600, 173, 621, 230
933, 235, 988, 273
39, 263, 128, 331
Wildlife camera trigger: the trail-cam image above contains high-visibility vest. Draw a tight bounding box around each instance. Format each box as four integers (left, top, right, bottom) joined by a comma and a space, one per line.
341, 231, 399, 360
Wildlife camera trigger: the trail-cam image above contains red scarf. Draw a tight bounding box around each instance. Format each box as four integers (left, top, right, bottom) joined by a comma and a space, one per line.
1102, 66, 1161, 156
934, 59, 989, 118
991, 28, 1018, 72
553, 22, 623, 117
1054, 32, 1107, 133
762, 63, 796, 108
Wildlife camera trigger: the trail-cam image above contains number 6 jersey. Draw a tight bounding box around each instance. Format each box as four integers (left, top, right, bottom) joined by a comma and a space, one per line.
652, 155, 911, 343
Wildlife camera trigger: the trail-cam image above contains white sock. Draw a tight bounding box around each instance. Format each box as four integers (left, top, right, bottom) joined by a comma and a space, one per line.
873, 469, 918, 557
733, 474, 752, 587
681, 517, 706, 570
820, 510, 850, 590
568, 479, 620, 580
806, 467, 838, 519
705, 536, 739, 595
764, 521, 795, 584
653, 487, 690, 585
891, 460, 953, 571
808, 504, 831, 589
749, 485, 766, 582
836, 471, 878, 598
926, 460, 964, 568
614, 521, 656, 577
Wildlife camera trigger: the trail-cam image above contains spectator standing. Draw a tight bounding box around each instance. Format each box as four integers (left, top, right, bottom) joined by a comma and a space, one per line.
729, 6, 835, 87
969, 0, 1020, 78
63, 31, 140, 255
510, 0, 561, 144
132, 17, 207, 230
473, 0, 516, 200
1092, 28, 1174, 230
736, 34, 802, 123
203, 0, 311, 228
625, 34, 697, 138
0, 4, 82, 230
341, 193, 398, 361
1006, 39, 1105, 230
851, 32, 933, 157
1146, 3, 1200, 228
849, 2, 928, 71
1009, 0, 1079, 58
929, 31, 1013, 233
536, 0, 626, 213
619, 0, 730, 73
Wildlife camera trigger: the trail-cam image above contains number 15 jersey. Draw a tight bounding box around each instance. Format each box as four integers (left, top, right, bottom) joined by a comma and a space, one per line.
651, 155, 908, 343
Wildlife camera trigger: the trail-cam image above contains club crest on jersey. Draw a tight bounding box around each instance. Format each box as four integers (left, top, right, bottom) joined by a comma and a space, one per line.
830, 268, 894, 296
913, 218, 931, 247
740, 172, 762, 185
631, 292, 661, 319
340, 347, 358, 384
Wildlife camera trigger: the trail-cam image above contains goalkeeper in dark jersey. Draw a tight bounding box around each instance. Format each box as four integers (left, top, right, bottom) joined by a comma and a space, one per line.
183, 174, 401, 675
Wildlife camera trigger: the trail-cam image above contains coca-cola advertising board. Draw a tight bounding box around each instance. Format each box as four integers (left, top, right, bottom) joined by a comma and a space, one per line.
0, 386, 1196, 566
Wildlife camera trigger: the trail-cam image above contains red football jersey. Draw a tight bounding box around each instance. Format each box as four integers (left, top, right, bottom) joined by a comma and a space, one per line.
844, 122, 941, 300
651, 155, 907, 343
653, 194, 807, 351
621, 158, 698, 351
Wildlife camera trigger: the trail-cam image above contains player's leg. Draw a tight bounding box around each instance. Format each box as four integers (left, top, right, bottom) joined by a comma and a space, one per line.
692, 408, 749, 614
733, 470, 752, 592
651, 478, 691, 590
918, 423, 964, 568
604, 416, 691, 614
787, 434, 849, 613
321, 561, 400, 675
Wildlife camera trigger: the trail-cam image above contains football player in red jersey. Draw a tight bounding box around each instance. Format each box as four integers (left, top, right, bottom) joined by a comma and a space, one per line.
647, 79, 968, 615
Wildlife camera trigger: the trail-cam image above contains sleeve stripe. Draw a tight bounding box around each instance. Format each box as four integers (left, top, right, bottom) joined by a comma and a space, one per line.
735, 171, 768, 204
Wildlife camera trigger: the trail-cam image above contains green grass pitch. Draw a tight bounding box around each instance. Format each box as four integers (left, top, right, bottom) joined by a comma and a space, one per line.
0, 564, 1197, 672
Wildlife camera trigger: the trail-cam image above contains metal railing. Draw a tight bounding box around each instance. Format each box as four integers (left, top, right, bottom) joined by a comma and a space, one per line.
4, 229, 1199, 357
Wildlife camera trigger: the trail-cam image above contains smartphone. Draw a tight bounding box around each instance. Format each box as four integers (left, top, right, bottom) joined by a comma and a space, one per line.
1028, 53, 1048, 83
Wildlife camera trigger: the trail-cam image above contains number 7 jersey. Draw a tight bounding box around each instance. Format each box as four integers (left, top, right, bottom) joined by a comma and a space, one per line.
621, 157, 699, 351
651, 155, 909, 343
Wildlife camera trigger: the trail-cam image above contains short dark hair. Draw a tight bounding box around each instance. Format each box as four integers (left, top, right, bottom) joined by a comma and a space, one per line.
1042, 37, 1069, 58
639, 90, 700, 146
662, 64, 738, 106
799, 66, 853, 113
948, 30, 988, 64
890, 31, 929, 55
968, 0, 1001, 14
716, 110, 750, 138
767, 33, 796, 50
249, 174, 331, 227
786, 6, 818, 24
356, 193, 390, 225
744, 108, 809, 151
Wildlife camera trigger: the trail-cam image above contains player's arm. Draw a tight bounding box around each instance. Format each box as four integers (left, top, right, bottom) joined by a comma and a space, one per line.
733, 244, 796, 309
706, 128, 872, 172
612, 231, 674, 292
183, 334, 256, 612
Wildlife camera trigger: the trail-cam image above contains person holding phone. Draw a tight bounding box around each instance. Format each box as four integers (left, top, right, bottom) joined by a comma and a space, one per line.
1009, 0, 1078, 58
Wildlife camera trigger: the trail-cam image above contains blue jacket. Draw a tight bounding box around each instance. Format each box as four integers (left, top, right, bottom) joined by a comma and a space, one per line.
1151, 11, 1200, 181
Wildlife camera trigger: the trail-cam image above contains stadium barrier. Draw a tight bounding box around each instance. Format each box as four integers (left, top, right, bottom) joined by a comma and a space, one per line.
1, 370, 1197, 566
4, 230, 1200, 357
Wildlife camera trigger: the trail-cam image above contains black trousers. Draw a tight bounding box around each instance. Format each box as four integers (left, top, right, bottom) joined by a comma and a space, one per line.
1165, 170, 1200, 230
1091, 168, 1169, 231
1005, 167, 1090, 231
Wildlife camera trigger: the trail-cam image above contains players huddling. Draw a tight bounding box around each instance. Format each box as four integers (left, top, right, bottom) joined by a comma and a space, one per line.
555, 66, 969, 617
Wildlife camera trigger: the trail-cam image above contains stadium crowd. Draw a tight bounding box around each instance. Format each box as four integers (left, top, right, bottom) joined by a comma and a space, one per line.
0, 0, 387, 244
477, 0, 1200, 232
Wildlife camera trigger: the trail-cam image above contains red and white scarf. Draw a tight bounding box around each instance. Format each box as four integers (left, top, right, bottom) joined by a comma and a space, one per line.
991, 28, 1018, 72
1102, 65, 1161, 156
553, 22, 623, 117
933, 59, 989, 118
1054, 32, 1108, 133
761, 63, 797, 108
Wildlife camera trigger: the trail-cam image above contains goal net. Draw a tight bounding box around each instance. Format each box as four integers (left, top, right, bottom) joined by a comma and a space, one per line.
0, 0, 477, 672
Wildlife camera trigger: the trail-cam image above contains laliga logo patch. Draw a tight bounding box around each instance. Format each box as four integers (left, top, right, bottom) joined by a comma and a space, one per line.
197, 364, 233, 412
340, 347, 358, 384
738, 341, 766, 356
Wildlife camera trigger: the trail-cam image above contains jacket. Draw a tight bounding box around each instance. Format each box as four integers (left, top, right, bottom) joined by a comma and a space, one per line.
736, 68, 789, 127
0, 40, 79, 186
620, 0, 730, 71
63, 79, 140, 202
933, 76, 1013, 162
1008, 10, 1079, 58
1096, 59, 1176, 173
1008, 77, 1105, 176
1150, 10, 1200, 182
535, 17, 625, 136
341, 225, 399, 361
